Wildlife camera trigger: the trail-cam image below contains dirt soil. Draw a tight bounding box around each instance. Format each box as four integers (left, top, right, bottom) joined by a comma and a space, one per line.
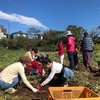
13, 63, 100, 100
13, 85, 49, 100
1, 62, 100, 100
13, 80, 79, 100
77, 63, 100, 81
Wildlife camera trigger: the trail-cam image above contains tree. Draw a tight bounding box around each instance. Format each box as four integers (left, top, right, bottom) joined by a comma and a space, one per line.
43, 29, 64, 44
27, 28, 40, 39
89, 26, 100, 44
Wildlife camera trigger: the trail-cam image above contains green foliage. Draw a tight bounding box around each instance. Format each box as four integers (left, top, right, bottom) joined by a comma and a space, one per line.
7, 39, 17, 49
0, 47, 26, 68
94, 44, 100, 51
0, 25, 99, 52
0, 37, 40, 50
93, 37, 100, 44
89, 26, 100, 44
92, 44, 100, 63
16, 37, 30, 49
39, 44, 57, 52
43, 30, 64, 44
0, 39, 9, 47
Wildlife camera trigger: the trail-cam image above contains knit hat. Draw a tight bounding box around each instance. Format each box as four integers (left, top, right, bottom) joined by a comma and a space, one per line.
19, 56, 31, 65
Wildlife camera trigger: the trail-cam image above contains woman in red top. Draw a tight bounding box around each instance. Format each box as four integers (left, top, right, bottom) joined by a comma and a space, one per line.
25, 60, 44, 75
25, 47, 45, 76
56, 41, 64, 64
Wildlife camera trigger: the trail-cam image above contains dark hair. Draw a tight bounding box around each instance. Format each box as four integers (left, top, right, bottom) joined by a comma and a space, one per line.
42, 57, 52, 65
28, 47, 38, 53
55, 40, 62, 45
84, 32, 88, 37
35, 54, 49, 63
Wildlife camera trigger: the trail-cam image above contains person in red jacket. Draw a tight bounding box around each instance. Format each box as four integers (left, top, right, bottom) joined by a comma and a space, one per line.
64, 31, 77, 70
56, 40, 64, 64
25, 59, 44, 75
25, 47, 45, 76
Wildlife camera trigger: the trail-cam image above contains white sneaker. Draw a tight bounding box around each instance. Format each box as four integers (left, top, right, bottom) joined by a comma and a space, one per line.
10, 88, 17, 93
5, 88, 17, 93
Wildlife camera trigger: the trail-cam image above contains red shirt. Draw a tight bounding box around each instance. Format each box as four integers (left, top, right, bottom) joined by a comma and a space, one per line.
58, 43, 64, 55
26, 60, 43, 74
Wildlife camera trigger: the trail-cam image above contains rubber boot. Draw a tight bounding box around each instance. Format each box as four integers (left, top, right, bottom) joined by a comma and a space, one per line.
89, 66, 92, 72
70, 62, 76, 70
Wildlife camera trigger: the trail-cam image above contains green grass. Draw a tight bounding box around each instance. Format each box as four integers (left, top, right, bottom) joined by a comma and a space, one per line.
0, 45, 100, 99
0, 47, 26, 68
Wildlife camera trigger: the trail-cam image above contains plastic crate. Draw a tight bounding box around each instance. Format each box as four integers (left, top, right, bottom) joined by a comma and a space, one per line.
48, 86, 100, 100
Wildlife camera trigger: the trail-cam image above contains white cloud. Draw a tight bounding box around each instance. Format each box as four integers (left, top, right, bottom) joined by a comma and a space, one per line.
0, 10, 49, 30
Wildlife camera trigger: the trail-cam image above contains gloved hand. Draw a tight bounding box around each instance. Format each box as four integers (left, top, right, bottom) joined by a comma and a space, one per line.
32, 88, 39, 92
37, 84, 42, 90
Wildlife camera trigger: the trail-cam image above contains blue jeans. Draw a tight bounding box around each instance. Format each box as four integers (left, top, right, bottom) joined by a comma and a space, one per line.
67, 52, 76, 70
63, 67, 74, 79
25, 69, 38, 75
0, 76, 21, 89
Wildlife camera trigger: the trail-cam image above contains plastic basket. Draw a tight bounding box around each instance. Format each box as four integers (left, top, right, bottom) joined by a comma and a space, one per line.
48, 86, 100, 100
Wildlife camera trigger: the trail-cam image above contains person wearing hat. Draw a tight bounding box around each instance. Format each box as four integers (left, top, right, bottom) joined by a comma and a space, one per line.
64, 31, 77, 70
0, 56, 39, 93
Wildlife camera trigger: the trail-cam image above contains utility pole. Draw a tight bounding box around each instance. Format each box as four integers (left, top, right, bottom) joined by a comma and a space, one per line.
8, 21, 10, 39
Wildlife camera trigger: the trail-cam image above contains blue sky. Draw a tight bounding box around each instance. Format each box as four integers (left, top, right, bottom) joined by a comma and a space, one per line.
0, 0, 100, 34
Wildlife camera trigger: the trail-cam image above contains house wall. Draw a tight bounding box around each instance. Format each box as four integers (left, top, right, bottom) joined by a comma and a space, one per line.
0, 29, 6, 39
13, 33, 27, 39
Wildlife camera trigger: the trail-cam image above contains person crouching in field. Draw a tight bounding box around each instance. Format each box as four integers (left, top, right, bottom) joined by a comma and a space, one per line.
37, 57, 74, 89
24, 47, 45, 76
0, 56, 39, 93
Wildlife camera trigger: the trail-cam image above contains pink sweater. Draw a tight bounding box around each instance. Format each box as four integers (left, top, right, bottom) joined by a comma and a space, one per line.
65, 36, 75, 52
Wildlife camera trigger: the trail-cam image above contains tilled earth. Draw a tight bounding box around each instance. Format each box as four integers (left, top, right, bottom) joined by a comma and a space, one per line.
13, 80, 79, 100
1, 62, 100, 100
13, 63, 100, 100
13, 85, 49, 100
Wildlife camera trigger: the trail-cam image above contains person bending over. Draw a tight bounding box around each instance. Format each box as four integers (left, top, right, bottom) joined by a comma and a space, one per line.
24, 47, 45, 75
37, 58, 74, 89
0, 56, 39, 93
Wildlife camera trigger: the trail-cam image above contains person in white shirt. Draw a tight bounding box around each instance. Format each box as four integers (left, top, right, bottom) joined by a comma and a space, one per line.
37, 57, 74, 89
0, 56, 39, 93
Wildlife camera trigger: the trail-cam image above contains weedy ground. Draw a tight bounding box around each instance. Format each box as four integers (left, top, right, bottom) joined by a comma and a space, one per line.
0, 47, 100, 100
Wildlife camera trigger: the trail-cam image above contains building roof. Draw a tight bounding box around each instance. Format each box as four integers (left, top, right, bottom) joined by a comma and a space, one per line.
12, 31, 27, 35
